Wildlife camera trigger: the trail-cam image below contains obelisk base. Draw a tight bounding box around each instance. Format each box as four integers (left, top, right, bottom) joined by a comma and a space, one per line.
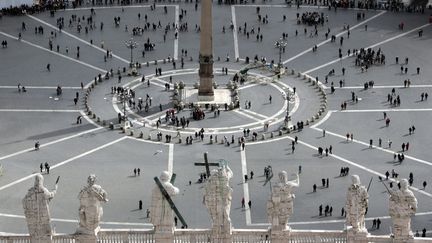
198, 94, 215, 101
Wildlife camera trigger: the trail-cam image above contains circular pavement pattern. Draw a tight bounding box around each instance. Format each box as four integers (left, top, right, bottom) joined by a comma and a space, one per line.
0, 1, 432, 235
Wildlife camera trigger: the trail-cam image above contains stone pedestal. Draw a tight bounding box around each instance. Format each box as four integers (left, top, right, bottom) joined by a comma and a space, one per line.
75, 234, 97, 243
154, 231, 174, 243
211, 234, 232, 243
270, 229, 292, 243
29, 236, 53, 243
393, 237, 415, 243
211, 224, 232, 243
183, 88, 232, 105
346, 227, 368, 243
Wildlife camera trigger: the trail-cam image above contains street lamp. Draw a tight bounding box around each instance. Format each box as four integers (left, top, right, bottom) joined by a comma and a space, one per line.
285, 88, 290, 116
120, 90, 132, 122
125, 38, 138, 67
275, 37, 287, 69
284, 87, 292, 130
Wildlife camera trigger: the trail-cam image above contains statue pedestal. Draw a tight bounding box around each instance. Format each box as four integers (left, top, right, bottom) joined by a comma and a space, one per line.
393, 233, 415, 243
346, 227, 368, 243
29, 236, 52, 243
75, 234, 97, 243
270, 228, 292, 243
154, 226, 175, 243
211, 225, 232, 243
154, 232, 174, 243
75, 226, 100, 243
211, 234, 232, 243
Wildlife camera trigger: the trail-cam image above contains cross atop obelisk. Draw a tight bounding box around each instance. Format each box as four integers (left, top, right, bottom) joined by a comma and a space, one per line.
198, 0, 214, 101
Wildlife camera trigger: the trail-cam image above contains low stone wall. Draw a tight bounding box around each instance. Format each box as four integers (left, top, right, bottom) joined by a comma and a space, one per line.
1, 229, 432, 243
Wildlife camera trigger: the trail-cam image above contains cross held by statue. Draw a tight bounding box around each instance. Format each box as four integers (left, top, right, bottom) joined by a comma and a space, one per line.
153, 173, 188, 228
194, 152, 219, 177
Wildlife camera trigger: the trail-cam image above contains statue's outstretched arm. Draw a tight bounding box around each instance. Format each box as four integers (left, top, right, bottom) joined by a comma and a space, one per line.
289, 173, 300, 187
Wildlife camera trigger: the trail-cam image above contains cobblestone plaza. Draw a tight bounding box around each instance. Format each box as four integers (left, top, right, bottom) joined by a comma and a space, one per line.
0, 0, 431, 236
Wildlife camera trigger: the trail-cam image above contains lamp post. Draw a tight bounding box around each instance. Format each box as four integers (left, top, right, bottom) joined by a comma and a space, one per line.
286, 88, 290, 116
121, 90, 132, 122
275, 37, 287, 69
125, 38, 138, 67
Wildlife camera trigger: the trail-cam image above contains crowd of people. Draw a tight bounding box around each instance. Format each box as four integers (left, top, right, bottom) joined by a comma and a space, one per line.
1, 0, 430, 236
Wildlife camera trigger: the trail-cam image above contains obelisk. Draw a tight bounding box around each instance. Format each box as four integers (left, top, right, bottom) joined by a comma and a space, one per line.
198, 0, 214, 101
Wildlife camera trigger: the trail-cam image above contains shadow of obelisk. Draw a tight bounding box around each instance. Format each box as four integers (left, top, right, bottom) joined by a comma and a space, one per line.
198, 0, 215, 101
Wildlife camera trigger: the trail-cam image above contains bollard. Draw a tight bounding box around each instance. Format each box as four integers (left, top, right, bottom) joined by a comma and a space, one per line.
311, 117, 315, 122
139, 131, 144, 138
306, 120, 310, 126
270, 132, 274, 138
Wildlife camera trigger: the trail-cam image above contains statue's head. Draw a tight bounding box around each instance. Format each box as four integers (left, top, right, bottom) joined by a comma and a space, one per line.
87, 174, 96, 186
160, 171, 171, 182
351, 175, 360, 185
34, 173, 44, 188
210, 168, 219, 177
278, 171, 288, 183
400, 179, 408, 190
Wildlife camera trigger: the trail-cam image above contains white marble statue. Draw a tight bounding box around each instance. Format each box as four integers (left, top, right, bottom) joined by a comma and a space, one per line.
150, 171, 179, 233
389, 179, 418, 239
267, 171, 299, 231
76, 174, 108, 235
22, 173, 57, 243
203, 165, 233, 234
345, 175, 369, 233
